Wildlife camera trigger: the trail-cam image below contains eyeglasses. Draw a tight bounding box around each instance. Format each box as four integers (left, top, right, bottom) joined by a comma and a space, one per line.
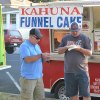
32, 35, 40, 40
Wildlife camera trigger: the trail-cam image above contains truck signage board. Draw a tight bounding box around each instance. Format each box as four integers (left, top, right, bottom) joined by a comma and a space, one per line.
19, 6, 83, 29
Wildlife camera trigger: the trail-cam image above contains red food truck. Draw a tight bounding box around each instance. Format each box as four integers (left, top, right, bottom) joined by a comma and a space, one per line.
19, 1, 100, 100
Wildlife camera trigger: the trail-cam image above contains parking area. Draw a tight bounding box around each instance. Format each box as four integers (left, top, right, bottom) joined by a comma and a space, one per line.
0, 92, 59, 100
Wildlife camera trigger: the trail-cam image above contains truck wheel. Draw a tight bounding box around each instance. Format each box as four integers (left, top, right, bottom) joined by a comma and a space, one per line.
6, 47, 14, 54
54, 81, 70, 100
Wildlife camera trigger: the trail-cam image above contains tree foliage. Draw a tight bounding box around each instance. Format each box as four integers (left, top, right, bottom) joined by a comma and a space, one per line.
28, 0, 51, 3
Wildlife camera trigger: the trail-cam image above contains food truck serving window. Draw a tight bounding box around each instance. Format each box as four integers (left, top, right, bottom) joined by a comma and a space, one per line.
93, 7, 100, 53
51, 30, 70, 52
51, 7, 100, 54
51, 7, 90, 52
93, 7, 100, 29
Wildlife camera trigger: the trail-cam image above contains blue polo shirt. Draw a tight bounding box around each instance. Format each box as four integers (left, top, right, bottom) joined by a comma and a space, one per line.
20, 40, 43, 79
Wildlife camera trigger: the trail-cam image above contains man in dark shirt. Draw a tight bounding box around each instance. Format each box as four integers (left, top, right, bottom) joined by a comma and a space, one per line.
58, 22, 92, 100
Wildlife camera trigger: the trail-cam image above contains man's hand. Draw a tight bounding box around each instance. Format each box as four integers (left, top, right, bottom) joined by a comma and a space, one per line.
42, 53, 51, 62
66, 45, 92, 56
66, 45, 80, 51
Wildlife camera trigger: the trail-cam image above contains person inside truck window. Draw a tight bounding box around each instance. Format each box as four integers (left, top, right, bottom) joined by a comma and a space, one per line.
58, 22, 92, 100
83, 7, 90, 21
54, 38, 60, 49
19, 28, 50, 100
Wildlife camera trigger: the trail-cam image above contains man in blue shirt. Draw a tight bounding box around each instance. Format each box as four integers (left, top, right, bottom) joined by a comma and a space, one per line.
20, 28, 50, 100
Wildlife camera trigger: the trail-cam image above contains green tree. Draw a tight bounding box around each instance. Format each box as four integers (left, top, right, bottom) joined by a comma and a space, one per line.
28, 0, 50, 3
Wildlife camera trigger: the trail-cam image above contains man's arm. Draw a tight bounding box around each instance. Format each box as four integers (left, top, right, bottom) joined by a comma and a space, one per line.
24, 54, 42, 63
58, 46, 68, 54
75, 47, 92, 56
58, 45, 92, 56
24, 53, 50, 63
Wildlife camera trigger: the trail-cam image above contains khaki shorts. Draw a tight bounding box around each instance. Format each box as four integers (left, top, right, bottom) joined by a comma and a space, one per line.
19, 77, 45, 100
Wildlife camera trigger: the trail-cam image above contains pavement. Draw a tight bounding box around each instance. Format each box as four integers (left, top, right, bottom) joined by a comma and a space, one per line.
0, 92, 59, 100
